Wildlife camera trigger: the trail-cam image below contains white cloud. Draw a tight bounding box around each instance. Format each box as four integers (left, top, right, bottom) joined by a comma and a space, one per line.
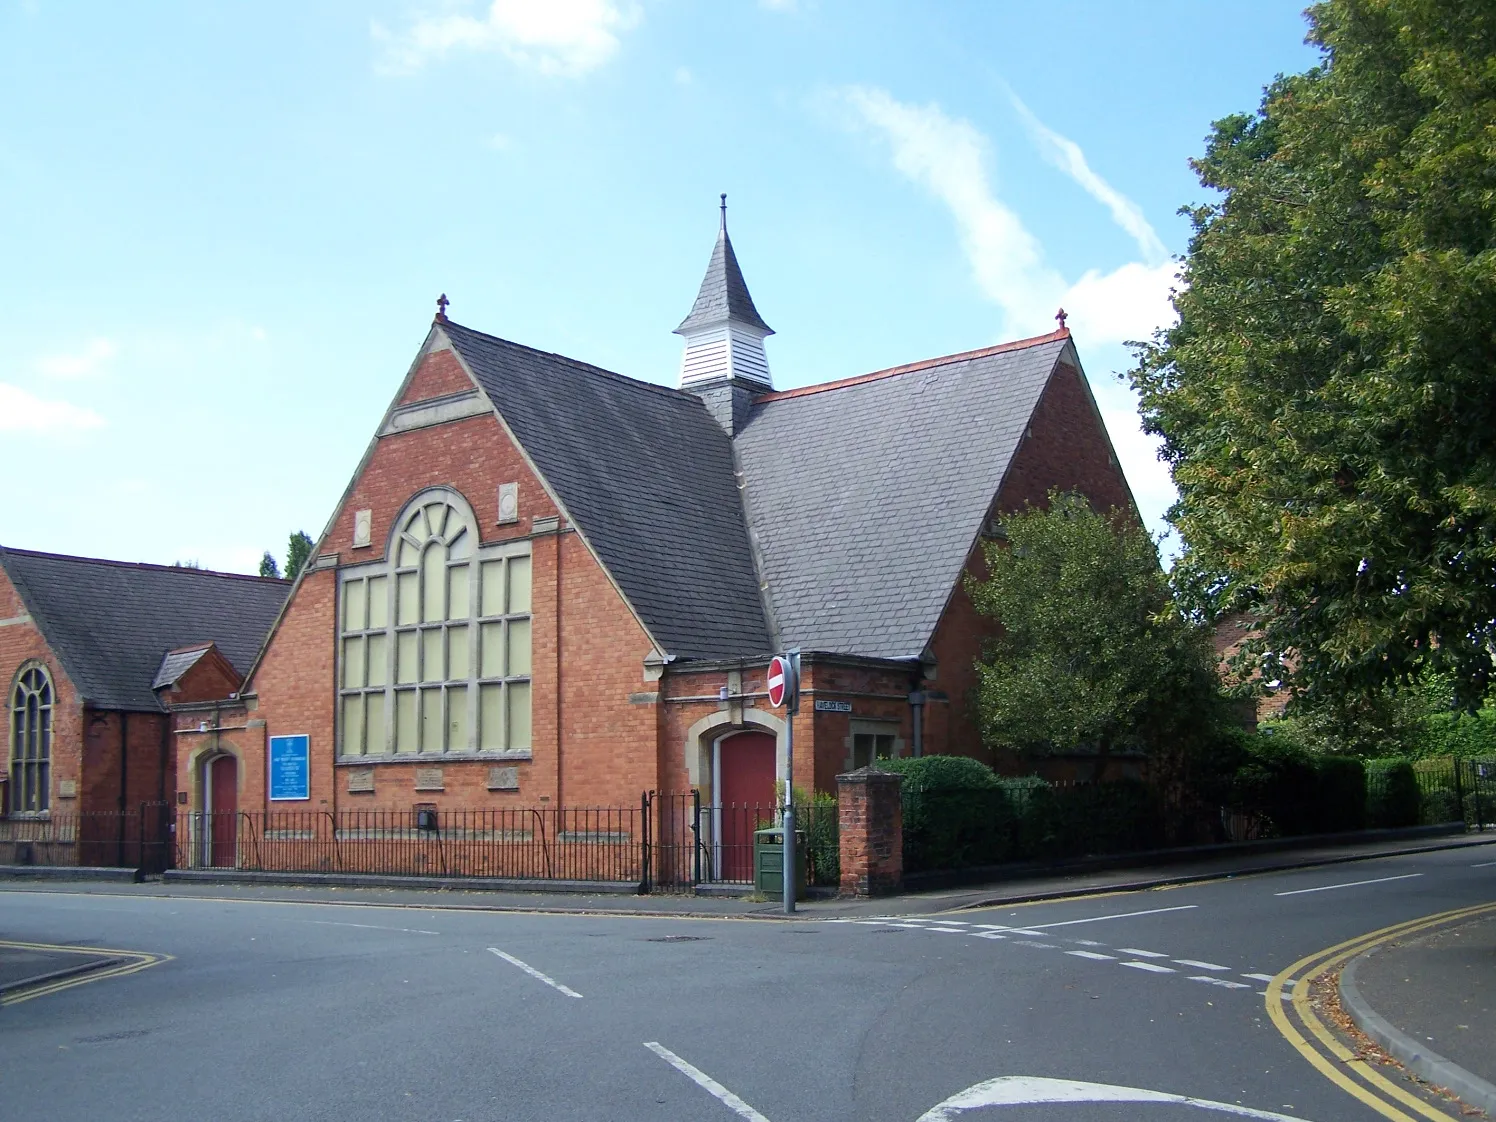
674, 66, 693, 85
0, 383, 106, 434
35, 337, 117, 379
839, 86, 1065, 336
1009, 93, 1168, 265
375, 0, 640, 78
836, 85, 1178, 348
760, 0, 799, 9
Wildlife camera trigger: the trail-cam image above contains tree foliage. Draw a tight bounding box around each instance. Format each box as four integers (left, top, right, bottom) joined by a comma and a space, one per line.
258, 551, 281, 579
286, 531, 314, 579
969, 493, 1227, 781
1131, 0, 1496, 711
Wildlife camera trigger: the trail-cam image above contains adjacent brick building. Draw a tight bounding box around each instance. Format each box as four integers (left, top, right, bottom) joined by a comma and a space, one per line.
4, 204, 1139, 875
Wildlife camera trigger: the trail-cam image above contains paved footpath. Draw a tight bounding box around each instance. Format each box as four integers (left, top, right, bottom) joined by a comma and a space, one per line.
1341, 908, 1496, 1112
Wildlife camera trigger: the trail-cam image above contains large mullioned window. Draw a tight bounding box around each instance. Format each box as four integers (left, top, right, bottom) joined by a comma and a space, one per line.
338, 492, 532, 757
9, 665, 52, 814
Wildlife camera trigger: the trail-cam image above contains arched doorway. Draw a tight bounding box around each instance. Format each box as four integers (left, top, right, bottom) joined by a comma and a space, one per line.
714, 730, 776, 881
201, 754, 238, 868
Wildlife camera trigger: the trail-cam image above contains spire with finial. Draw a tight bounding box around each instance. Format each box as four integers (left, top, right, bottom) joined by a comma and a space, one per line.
1055, 307, 1068, 333
675, 195, 773, 399
436, 293, 450, 323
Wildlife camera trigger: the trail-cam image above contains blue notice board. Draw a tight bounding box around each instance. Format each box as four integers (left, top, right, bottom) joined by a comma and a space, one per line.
268, 734, 310, 801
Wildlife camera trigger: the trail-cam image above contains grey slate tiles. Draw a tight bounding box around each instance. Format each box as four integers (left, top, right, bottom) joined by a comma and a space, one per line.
674, 224, 773, 336
0, 548, 289, 712
445, 319, 1069, 664
443, 322, 772, 660
736, 340, 1068, 659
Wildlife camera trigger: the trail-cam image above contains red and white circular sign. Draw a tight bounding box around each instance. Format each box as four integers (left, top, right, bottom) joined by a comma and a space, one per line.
766, 655, 788, 708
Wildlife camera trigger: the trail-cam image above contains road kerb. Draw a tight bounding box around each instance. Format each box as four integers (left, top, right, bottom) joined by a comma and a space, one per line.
0, 940, 171, 1006
1265, 904, 1496, 1121
1339, 923, 1496, 1117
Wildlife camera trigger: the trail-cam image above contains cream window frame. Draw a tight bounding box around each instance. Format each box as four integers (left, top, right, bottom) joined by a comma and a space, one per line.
845, 718, 902, 771
337, 489, 532, 760
9, 664, 53, 816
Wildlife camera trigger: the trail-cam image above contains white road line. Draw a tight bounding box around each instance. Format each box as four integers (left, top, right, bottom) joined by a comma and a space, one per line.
487, 948, 582, 999
1116, 948, 1170, 958
916, 1075, 1319, 1121
1274, 872, 1423, 896
1173, 959, 1229, 971
1013, 940, 1058, 949
1072, 939, 1106, 947
304, 920, 440, 935
974, 932, 1007, 940
1189, 976, 1252, 990
929, 927, 967, 934
1241, 973, 1276, 982
645, 1042, 772, 1122
1066, 950, 1116, 961
1023, 905, 1198, 930
1121, 961, 1175, 974
1473, 861, 1496, 868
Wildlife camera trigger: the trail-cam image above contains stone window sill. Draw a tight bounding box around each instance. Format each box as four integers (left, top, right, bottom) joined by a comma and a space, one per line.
335, 750, 532, 766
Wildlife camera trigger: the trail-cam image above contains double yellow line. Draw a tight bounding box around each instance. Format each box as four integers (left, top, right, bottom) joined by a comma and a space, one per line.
1267, 902, 1496, 1121
0, 939, 171, 1006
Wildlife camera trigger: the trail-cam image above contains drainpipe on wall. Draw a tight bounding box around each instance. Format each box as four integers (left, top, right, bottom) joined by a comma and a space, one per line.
117, 711, 129, 866
908, 689, 925, 759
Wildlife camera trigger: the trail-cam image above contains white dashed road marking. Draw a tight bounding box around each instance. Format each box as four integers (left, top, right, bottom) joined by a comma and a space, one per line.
1121, 960, 1176, 974
1066, 950, 1117, 961
1021, 904, 1199, 930
1274, 872, 1423, 896
1173, 959, 1229, 971
1189, 976, 1252, 990
487, 947, 582, 999
645, 1042, 772, 1122
1117, 948, 1170, 958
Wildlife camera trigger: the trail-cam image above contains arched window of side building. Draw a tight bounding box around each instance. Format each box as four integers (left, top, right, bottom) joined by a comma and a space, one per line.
9, 665, 53, 814
337, 489, 532, 758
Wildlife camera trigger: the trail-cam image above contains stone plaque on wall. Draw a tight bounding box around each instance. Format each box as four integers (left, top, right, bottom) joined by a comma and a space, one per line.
486, 766, 519, 791
414, 767, 444, 791
57, 779, 77, 799
346, 768, 375, 794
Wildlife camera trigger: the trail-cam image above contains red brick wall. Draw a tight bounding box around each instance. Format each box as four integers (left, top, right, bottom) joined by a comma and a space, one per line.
164, 647, 242, 706
920, 359, 1140, 772
80, 709, 172, 816
241, 345, 659, 815
0, 566, 84, 817
397, 346, 473, 406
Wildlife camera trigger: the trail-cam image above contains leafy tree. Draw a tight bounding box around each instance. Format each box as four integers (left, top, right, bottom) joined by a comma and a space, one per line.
258, 551, 281, 579
286, 531, 314, 578
1131, 0, 1496, 713
968, 492, 1228, 785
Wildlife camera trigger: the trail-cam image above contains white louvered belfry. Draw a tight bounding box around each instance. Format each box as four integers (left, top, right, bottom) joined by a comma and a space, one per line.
675, 197, 773, 391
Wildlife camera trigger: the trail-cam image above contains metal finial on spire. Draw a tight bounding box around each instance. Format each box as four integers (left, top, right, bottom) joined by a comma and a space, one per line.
436, 293, 450, 322
1055, 307, 1068, 332
720, 193, 727, 230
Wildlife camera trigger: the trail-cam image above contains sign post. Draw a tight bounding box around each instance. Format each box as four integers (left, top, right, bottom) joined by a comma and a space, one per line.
767, 650, 801, 915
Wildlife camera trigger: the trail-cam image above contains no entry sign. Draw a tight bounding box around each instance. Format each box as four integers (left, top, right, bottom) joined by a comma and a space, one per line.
767, 655, 789, 708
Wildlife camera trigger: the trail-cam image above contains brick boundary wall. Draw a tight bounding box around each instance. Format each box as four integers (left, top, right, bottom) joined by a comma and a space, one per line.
836, 766, 903, 897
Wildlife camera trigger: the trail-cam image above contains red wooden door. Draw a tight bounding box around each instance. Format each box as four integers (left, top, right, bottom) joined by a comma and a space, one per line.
209, 755, 237, 868
718, 731, 776, 881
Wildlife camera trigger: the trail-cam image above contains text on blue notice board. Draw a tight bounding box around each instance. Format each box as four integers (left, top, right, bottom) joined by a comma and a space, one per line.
268, 734, 310, 801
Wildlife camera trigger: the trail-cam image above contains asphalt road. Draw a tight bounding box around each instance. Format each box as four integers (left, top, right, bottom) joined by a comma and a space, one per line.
1, 846, 1492, 1122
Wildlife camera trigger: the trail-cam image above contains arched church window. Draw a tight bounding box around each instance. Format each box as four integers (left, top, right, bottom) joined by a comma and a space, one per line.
337, 491, 532, 757
9, 665, 53, 813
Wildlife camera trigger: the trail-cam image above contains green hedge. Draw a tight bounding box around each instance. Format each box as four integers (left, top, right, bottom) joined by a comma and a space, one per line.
882, 757, 1012, 872
1365, 759, 1420, 828
1315, 756, 1367, 832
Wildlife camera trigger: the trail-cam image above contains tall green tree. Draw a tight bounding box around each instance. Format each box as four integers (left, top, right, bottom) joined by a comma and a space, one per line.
258, 551, 281, 579
969, 493, 1227, 782
1131, 0, 1496, 712
286, 531, 314, 579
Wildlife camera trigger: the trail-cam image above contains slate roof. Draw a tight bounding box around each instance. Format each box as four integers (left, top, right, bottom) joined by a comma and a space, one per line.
736, 336, 1073, 658
440, 319, 1074, 664
152, 644, 213, 690
674, 220, 773, 336
0, 548, 290, 712
442, 322, 772, 660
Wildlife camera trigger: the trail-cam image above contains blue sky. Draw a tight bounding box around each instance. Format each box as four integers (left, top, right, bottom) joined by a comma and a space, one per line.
0, 1, 1320, 573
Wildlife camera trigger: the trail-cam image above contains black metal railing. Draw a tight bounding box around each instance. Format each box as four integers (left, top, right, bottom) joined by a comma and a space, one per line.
0, 802, 172, 872
173, 807, 643, 883
644, 793, 840, 891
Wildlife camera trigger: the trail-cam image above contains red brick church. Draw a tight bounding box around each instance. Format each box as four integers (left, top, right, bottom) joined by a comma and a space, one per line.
2, 203, 1136, 871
